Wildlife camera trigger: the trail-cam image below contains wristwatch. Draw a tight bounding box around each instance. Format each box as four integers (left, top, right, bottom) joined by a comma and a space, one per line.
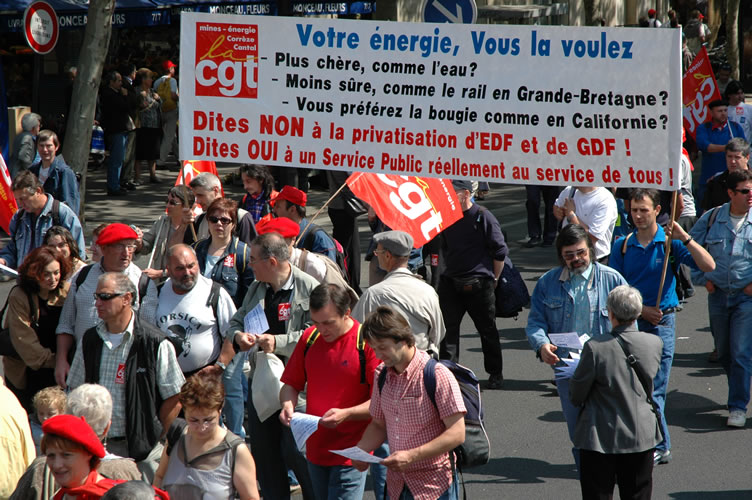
215, 361, 227, 371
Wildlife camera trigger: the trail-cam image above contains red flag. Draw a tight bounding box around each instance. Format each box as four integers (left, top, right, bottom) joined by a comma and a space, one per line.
346, 173, 462, 247
682, 47, 721, 139
0, 154, 18, 235
175, 160, 224, 195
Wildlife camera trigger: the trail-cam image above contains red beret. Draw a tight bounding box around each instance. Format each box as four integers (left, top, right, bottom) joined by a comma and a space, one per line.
257, 217, 300, 238
96, 223, 138, 247
274, 185, 307, 207
163, 60, 176, 70
42, 415, 106, 458
648, 8, 656, 16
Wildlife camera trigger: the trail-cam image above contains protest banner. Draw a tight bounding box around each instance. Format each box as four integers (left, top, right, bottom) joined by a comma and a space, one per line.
0, 154, 17, 235
346, 173, 461, 246
682, 47, 720, 140
179, 14, 682, 189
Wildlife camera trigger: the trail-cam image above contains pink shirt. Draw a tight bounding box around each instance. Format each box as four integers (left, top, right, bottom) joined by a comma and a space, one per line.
370, 350, 466, 500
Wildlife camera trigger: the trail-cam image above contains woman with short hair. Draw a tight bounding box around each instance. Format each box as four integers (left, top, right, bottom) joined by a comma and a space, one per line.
44, 226, 86, 278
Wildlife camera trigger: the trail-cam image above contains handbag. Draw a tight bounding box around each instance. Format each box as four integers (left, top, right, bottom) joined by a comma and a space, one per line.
494, 262, 530, 319
251, 351, 286, 422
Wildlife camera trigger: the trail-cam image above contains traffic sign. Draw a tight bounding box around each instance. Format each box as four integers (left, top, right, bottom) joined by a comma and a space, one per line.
421, 0, 477, 24
23, 1, 59, 55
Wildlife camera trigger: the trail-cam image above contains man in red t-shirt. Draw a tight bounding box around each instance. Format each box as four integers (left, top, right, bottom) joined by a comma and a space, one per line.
280, 284, 380, 500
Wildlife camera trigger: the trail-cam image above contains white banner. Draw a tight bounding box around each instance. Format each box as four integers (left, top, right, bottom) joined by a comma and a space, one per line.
179, 14, 682, 189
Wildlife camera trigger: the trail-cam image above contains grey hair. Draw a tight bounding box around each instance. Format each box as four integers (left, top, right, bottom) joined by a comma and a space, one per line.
253, 232, 290, 262
66, 384, 113, 440
21, 112, 41, 132
607, 285, 643, 324
99, 272, 137, 305
726, 137, 751, 157
189, 172, 221, 190
100, 481, 160, 500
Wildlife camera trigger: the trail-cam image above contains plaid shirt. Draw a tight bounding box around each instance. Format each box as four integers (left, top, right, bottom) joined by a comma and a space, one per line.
67, 313, 185, 437
370, 350, 466, 500
241, 188, 271, 225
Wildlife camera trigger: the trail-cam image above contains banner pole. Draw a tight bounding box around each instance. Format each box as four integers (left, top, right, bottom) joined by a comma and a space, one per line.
295, 181, 348, 246
655, 190, 679, 308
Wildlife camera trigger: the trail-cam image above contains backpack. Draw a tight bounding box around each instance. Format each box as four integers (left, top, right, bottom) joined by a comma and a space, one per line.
75, 264, 151, 308
303, 324, 366, 384
300, 222, 349, 281
156, 77, 177, 112
299, 249, 359, 308
14, 199, 61, 244
377, 358, 490, 469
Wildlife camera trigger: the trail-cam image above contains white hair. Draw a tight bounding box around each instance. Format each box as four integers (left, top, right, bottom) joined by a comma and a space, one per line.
66, 384, 113, 439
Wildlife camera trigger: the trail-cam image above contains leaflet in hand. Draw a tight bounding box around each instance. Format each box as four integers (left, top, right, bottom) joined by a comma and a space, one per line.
330, 446, 383, 464
554, 358, 580, 381
291, 412, 320, 451
244, 303, 269, 335
548, 332, 583, 350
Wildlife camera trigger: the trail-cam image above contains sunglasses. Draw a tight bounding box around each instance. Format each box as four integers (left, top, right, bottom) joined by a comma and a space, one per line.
208, 215, 233, 225
94, 292, 125, 301
734, 188, 752, 195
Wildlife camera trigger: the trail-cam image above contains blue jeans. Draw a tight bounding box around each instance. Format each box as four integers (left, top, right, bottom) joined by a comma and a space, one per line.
222, 351, 246, 438
106, 132, 127, 191
370, 442, 389, 500
307, 462, 366, 500
395, 471, 459, 500
637, 312, 676, 452
708, 289, 752, 412
556, 376, 581, 471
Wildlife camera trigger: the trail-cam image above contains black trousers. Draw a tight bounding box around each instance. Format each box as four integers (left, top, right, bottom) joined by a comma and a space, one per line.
438, 275, 502, 376
247, 391, 314, 500
580, 449, 654, 500
525, 185, 561, 242
328, 207, 362, 294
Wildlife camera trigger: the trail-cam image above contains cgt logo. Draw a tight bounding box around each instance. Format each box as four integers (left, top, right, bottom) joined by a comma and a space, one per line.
195, 22, 258, 98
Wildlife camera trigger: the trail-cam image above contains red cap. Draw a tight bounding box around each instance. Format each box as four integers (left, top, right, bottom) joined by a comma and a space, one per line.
257, 217, 300, 238
648, 8, 656, 16
96, 223, 138, 246
698, 13, 704, 20
273, 185, 307, 207
42, 415, 106, 458
163, 60, 176, 70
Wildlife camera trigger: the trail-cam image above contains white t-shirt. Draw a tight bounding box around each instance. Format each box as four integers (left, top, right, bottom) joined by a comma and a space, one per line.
727, 103, 752, 144
556, 187, 618, 259
155, 275, 236, 373
38, 166, 51, 184
680, 154, 696, 218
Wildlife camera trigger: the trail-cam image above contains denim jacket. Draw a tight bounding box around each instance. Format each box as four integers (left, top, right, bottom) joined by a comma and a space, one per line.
194, 236, 254, 307
689, 203, 752, 291
30, 156, 80, 215
0, 195, 85, 269
525, 263, 627, 358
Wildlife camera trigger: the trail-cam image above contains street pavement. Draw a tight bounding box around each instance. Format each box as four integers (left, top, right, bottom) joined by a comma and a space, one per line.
1, 167, 749, 498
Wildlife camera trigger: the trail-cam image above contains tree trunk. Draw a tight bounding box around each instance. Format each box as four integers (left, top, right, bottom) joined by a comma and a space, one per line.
60, 0, 116, 226
726, 0, 740, 79
706, 0, 723, 48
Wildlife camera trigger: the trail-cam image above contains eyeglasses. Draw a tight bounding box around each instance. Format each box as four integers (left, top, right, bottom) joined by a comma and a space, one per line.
186, 415, 217, 428
94, 292, 125, 301
109, 243, 137, 252
166, 199, 182, 206
734, 188, 752, 195
208, 215, 233, 225
249, 256, 269, 265
562, 248, 588, 261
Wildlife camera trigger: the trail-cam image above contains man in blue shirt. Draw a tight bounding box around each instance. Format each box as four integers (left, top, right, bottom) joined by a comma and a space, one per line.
696, 99, 745, 207
609, 188, 715, 466
526, 224, 626, 470
690, 169, 752, 429
272, 185, 338, 263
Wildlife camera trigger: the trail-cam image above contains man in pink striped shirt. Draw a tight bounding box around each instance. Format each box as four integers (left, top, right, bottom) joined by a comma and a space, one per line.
353, 306, 466, 500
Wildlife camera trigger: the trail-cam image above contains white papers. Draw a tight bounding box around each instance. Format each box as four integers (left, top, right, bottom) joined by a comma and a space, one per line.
0, 263, 18, 276
548, 332, 583, 350
330, 446, 383, 464
244, 303, 269, 335
290, 412, 320, 451
554, 358, 580, 381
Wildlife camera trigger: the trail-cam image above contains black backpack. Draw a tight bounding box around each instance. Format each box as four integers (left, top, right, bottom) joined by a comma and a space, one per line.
300, 222, 349, 279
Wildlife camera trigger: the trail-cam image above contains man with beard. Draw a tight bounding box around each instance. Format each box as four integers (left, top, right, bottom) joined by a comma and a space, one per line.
610, 188, 715, 466
154, 244, 243, 435
526, 224, 626, 471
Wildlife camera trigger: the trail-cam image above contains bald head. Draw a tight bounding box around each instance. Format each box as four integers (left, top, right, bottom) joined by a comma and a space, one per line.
167, 244, 199, 293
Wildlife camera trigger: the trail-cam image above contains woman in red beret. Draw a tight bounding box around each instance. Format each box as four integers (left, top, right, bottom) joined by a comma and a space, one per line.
41, 414, 122, 499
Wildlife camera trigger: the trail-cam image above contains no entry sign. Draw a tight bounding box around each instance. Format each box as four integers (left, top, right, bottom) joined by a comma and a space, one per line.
23, 1, 59, 54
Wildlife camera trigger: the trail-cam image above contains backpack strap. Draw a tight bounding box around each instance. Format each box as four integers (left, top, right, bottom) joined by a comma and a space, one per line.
422, 358, 439, 410
75, 264, 94, 289
377, 366, 388, 394
51, 199, 61, 227
707, 206, 720, 230
356, 324, 366, 384
207, 281, 221, 323
303, 328, 319, 357
137, 272, 150, 306
620, 232, 634, 256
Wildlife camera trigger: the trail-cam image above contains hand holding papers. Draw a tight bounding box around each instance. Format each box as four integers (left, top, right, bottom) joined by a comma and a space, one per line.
548, 332, 584, 350
554, 358, 580, 381
244, 303, 269, 335
290, 412, 321, 451
330, 446, 382, 464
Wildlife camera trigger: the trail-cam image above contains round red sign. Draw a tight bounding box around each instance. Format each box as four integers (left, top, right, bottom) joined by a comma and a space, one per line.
23, 1, 59, 55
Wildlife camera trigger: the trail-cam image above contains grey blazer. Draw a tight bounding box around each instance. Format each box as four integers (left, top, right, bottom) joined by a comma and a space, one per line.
569, 323, 663, 454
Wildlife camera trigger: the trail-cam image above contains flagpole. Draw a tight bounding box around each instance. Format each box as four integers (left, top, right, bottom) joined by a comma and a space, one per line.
180, 161, 199, 242
295, 181, 348, 246
655, 190, 679, 308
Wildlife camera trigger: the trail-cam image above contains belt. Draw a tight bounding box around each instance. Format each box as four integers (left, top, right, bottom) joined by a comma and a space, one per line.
661, 307, 677, 315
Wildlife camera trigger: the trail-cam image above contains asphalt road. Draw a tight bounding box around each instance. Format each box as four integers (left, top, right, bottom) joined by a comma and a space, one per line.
1, 167, 749, 498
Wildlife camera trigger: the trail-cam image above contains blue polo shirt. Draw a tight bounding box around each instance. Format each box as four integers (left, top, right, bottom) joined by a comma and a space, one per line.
609, 226, 698, 310
695, 120, 745, 184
